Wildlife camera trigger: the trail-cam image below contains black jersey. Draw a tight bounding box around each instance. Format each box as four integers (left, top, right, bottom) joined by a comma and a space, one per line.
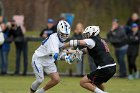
87, 36, 115, 67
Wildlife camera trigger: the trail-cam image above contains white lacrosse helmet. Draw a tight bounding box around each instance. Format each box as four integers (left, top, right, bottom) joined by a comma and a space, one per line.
57, 20, 71, 42
83, 26, 100, 38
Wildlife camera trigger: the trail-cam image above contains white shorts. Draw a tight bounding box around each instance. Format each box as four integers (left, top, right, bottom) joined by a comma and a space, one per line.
31, 54, 57, 80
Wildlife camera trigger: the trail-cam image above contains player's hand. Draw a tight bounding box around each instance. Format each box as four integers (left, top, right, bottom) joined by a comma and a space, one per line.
75, 48, 83, 62
58, 52, 67, 60
64, 52, 82, 64
65, 55, 73, 64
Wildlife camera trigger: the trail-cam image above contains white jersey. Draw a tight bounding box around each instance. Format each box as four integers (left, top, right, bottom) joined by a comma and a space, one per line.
35, 33, 63, 56
33, 33, 64, 66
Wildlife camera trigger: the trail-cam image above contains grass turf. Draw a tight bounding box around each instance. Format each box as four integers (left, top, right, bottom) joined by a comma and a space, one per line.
0, 76, 140, 93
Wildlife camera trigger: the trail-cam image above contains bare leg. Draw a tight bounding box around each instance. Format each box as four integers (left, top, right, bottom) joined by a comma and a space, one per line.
30, 89, 35, 93
80, 75, 96, 92
80, 75, 106, 93
43, 72, 60, 91
30, 79, 43, 93
97, 84, 105, 91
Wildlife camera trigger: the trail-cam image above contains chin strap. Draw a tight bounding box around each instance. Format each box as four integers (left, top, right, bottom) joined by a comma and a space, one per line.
57, 34, 64, 43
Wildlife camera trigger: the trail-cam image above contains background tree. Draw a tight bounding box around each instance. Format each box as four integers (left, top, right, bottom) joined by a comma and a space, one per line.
2, 0, 140, 31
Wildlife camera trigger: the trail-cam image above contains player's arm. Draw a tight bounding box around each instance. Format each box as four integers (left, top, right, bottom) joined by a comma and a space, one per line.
63, 39, 95, 50
63, 40, 86, 48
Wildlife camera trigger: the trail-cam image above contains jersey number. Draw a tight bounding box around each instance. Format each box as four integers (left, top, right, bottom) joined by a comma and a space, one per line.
101, 39, 110, 52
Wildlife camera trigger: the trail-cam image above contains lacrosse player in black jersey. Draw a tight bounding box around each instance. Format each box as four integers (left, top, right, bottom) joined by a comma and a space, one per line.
63, 26, 116, 93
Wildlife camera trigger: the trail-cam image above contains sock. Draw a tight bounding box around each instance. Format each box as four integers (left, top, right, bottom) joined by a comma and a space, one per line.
37, 88, 45, 93
94, 87, 105, 93
31, 80, 42, 92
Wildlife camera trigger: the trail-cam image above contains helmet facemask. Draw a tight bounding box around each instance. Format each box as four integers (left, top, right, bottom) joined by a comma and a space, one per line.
58, 31, 69, 42
82, 32, 90, 39
57, 20, 71, 42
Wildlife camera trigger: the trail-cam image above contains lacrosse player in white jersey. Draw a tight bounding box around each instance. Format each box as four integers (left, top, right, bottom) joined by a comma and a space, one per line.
29, 20, 75, 93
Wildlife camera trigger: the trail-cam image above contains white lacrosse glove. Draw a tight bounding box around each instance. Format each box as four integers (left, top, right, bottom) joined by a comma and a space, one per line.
64, 49, 83, 64
59, 48, 83, 64
64, 53, 77, 64
58, 52, 67, 60
58, 51, 74, 64
75, 48, 83, 62
65, 55, 73, 64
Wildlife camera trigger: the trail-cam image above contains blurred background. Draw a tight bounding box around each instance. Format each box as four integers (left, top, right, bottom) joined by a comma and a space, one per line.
0, 0, 139, 75
2, 0, 140, 30
0, 0, 140, 93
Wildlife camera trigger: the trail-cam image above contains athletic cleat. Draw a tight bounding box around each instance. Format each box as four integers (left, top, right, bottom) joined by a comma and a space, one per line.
128, 75, 134, 80
35, 88, 45, 93
134, 71, 139, 79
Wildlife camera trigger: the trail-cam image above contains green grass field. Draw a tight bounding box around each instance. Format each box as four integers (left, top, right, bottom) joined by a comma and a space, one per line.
0, 76, 140, 93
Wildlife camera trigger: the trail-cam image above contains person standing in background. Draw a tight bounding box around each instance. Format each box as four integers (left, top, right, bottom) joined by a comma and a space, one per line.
1, 22, 11, 75
40, 18, 56, 38
126, 13, 140, 34
127, 23, 140, 80
0, 27, 3, 75
0, 23, 6, 75
107, 18, 128, 78
9, 20, 28, 75
72, 23, 85, 76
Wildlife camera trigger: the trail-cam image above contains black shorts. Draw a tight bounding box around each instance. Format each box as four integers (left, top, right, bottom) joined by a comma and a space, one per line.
87, 66, 116, 85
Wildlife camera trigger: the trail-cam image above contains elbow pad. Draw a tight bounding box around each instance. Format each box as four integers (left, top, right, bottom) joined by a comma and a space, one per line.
53, 53, 59, 60
69, 40, 80, 47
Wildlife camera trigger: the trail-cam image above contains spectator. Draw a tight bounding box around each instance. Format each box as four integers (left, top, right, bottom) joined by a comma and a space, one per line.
107, 18, 128, 78
0, 43, 2, 75
40, 18, 56, 38
0, 23, 6, 75
126, 13, 140, 34
72, 23, 85, 76
9, 20, 28, 75
1, 23, 11, 75
127, 23, 140, 80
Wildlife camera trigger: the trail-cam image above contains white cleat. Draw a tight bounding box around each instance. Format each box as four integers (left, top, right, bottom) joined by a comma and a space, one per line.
128, 74, 134, 80
35, 88, 45, 93
35, 89, 40, 93
135, 71, 139, 79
